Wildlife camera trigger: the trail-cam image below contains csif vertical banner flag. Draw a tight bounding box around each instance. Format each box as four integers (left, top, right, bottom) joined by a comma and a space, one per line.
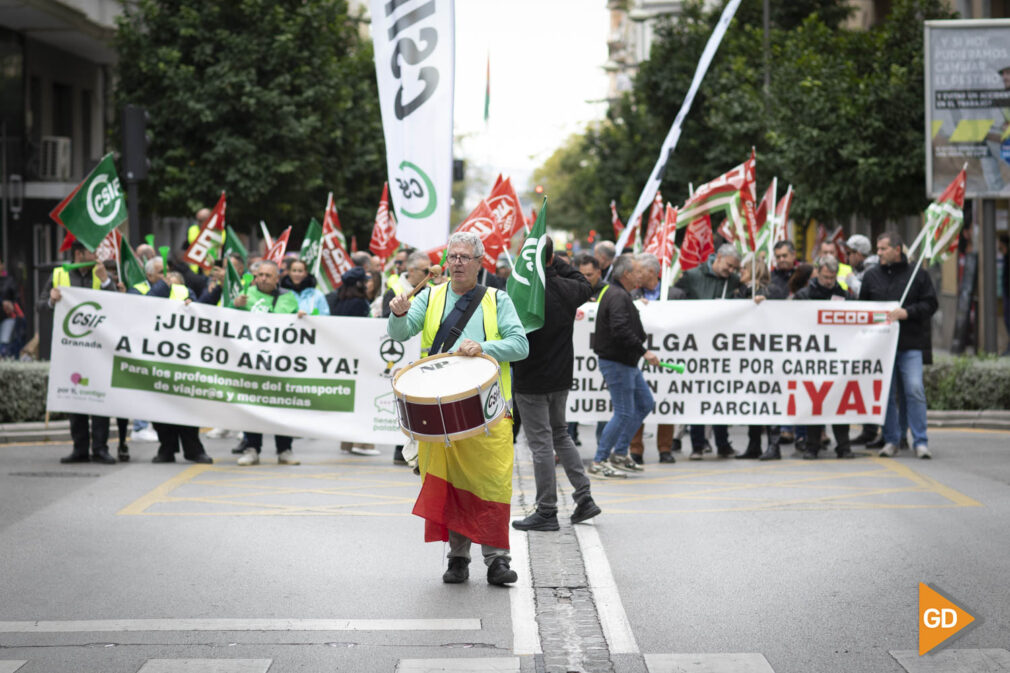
370, 0, 454, 252
506, 199, 548, 334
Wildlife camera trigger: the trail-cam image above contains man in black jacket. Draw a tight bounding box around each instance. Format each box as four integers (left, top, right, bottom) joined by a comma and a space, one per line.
592, 254, 661, 477
793, 256, 854, 459
769, 240, 798, 299
512, 239, 601, 531
859, 231, 938, 459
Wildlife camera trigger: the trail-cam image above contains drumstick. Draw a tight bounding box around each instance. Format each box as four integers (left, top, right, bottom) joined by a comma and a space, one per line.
406, 264, 442, 299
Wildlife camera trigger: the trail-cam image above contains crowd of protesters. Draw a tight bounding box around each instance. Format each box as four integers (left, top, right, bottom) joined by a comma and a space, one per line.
34, 199, 966, 473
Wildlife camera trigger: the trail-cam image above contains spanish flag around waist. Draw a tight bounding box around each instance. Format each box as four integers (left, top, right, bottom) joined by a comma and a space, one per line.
412, 417, 513, 550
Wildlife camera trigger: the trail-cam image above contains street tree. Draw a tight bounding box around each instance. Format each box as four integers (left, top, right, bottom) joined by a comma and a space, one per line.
114, 0, 386, 244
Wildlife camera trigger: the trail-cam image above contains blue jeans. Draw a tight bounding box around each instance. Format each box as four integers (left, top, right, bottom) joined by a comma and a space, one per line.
595, 358, 654, 462
883, 350, 928, 447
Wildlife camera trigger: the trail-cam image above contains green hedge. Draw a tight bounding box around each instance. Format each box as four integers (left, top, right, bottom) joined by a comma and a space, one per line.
0, 361, 63, 423
924, 355, 1010, 411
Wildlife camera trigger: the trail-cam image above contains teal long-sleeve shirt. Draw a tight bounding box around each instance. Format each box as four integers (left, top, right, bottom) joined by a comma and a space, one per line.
387, 285, 529, 364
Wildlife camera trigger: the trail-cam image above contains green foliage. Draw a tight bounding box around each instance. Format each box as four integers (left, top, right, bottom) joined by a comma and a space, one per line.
0, 361, 57, 422
114, 0, 386, 243
924, 355, 1010, 410
544, 0, 956, 239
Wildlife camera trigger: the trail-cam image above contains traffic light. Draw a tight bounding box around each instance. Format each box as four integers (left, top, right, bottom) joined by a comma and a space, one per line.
453, 159, 465, 182
122, 104, 150, 182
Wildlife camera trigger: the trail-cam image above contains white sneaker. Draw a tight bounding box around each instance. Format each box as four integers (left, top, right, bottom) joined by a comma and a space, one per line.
205, 427, 228, 439
915, 444, 932, 460
350, 445, 380, 456
588, 461, 627, 479
878, 443, 898, 457
132, 426, 159, 442
609, 454, 644, 472
277, 450, 300, 465
237, 447, 260, 466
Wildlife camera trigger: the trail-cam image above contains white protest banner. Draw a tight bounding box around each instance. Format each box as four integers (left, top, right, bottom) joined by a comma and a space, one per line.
570, 299, 899, 425
370, 0, 453, 251
47, 288, 421, 443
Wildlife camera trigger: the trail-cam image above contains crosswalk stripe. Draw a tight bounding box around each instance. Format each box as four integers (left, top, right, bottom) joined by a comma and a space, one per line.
0, 618, 479, 633
395, 658, 520, 672
137, 660, 272, 673
644, 653, 776, 672
890, 648, 1010, 672
0, 662, 27, 673
508, 528, 541, 655
574, 522, 639, 654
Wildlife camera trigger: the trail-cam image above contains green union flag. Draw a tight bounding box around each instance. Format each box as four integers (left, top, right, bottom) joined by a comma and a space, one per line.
119, 237, 147, 288
49, 153, 127, 251
506, 198, 548, 333
301, 217, 323, 275
223, 224, 248, 264
223, 258, 243, 308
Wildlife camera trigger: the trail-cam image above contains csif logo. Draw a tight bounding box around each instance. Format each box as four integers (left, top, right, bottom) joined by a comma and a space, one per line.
62, 300, 106, 338
86, 173, 124, 226
395, 160, 437, 219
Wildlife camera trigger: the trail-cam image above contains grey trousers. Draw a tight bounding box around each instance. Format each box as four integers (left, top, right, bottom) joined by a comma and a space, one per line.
448, 530, 509, 566
514, 390, 592, 516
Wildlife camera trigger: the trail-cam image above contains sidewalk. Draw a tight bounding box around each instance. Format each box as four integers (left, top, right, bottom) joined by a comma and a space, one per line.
4, 410, 1008, 443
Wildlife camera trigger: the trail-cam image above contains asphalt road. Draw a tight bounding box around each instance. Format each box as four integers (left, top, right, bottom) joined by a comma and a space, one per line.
0, 424, 1007, 673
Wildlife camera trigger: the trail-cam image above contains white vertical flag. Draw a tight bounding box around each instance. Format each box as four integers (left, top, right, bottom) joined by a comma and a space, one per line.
615, 0, 742, 253
370, 0, 454, 251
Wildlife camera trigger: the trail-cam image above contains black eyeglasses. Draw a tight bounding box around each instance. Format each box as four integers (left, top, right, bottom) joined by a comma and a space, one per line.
447, 254, 475, 264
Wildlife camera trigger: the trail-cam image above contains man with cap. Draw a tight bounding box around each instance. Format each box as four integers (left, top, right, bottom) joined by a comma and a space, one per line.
842, 233, 881, 445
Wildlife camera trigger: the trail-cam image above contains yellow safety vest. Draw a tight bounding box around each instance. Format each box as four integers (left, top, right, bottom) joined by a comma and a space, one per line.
133, 281, 151, 295
837, 262, 853, 291
168, 284, 190, 301
420, 283, 512, 401
387, 273, 407, 297
53, 267, 101, 289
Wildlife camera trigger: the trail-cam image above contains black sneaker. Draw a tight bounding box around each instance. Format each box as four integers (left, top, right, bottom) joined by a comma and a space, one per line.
571, 498, 602, 524
92, 450, 116, 465
152, 453, 176, 463
487, 557, 517, 585
630, 453, 644, 465
512, 510, 560, 531
671, 439, 682, 452
442, 557, 469, 583
60, 453, 90, 464
716, 444, 736, 458
866, 436, 886, 449
231, 437, 248, 455
658, 451, 676, 463
117, 444, 130, 462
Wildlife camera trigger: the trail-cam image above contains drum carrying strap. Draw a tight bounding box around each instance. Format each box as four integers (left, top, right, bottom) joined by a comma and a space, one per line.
428, 285, 487, 356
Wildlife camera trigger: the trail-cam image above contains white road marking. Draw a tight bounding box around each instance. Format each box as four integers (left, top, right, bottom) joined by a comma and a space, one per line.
137, 661, 272, 673
890, 649, 1010, 672
644, 653, 776, 672
0, 618, 479, 633
0, 662, 27, 673
573, 521, 639, 654
508, 528, 542, 654
396, 657, 520, 672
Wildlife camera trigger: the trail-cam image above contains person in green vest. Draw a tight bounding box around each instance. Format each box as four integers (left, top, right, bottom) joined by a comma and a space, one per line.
47, 241, 116, 464
387, 231, 528, 586
232, 259, 300, 466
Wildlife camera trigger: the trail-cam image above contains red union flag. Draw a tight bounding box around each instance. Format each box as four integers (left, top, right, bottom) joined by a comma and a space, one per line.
487, 177, 526, 239
265, 226, 291, 265
830, 226, 848, 264
95, 228, 122, 264
317, 204, 353, 293
323, 192, 346, 250
455, 200, 505, 273
679, 215, 714, 271
642, 191, 664, 250
645, 204, 678, 267
610, 201, 624, 240
183, 192, 226, 270
369, 182, 400, 260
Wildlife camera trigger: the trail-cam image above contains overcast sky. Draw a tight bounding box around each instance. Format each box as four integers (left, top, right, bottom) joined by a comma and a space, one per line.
452, 0, 611, 200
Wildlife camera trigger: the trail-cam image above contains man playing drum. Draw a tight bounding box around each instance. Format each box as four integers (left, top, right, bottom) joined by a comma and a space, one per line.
387, 231, 529, 586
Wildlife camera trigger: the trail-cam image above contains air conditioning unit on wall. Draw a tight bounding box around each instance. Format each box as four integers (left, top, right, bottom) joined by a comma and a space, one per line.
39, 136, 72, 180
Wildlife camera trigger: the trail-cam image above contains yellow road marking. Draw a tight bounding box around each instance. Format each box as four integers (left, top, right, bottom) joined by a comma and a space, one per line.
117, 464, 211, 515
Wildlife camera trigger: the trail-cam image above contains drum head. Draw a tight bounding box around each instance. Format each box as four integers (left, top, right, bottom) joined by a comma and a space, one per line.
395, 353, 499, 400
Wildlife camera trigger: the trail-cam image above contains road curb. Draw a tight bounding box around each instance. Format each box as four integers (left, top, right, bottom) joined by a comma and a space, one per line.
3, 411, 1009, 444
